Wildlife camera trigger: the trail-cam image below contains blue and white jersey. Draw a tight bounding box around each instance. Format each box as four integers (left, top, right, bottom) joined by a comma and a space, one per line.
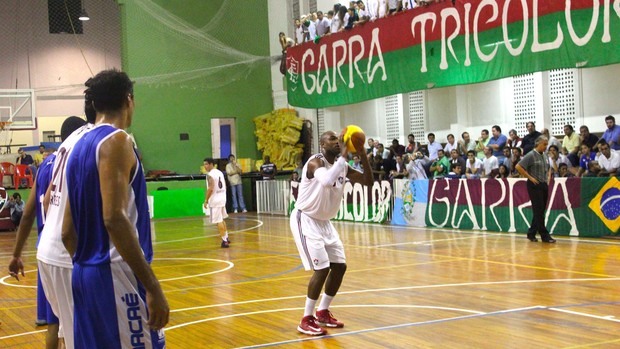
35, 153, 55, 241
66, 124, 153, 266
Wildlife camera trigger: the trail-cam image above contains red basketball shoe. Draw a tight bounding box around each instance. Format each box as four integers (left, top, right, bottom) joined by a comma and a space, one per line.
316, 309, 344, 328
297, 315, 327, 336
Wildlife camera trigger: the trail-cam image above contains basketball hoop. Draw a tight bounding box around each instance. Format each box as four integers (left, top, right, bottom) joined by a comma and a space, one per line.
0, 122, 11, 130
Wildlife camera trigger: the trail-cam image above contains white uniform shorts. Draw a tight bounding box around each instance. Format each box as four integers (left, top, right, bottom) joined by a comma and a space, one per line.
209, 206, 228, 224
37, 261, 74, 348
290, 208, 346, 271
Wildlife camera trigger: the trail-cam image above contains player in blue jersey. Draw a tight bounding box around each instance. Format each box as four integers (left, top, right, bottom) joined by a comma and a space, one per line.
8, 115, 88, 349
61, 69, 168, 349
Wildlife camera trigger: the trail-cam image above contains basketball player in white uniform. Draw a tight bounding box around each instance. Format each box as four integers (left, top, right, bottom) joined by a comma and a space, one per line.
203, 158, 231, 248
36, 120, 93, 349
290, 130, 372, 335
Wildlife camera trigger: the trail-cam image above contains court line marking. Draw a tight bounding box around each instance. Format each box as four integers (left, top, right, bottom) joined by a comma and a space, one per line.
153, 218, 263, 244
0, 270, 38, 288
156, 258, 234, 282
170, 277, 620, 313
232, 306, 544, 348
548, 308, 620, 323
165, 304, 487, 332
0, 329, 47, 340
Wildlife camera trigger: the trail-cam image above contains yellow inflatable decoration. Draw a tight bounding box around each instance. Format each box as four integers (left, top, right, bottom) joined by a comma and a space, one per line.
253, 108, 304, 171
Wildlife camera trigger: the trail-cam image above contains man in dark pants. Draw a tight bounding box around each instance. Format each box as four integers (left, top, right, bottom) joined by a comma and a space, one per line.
515, 135, 556, 243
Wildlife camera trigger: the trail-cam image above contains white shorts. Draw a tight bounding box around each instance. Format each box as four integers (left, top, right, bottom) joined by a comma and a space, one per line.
209, 206, 228, 223
290, 208, 346, 271
37, 261, 74, 348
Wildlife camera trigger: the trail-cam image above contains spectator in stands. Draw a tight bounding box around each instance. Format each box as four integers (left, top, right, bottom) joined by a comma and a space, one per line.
585, 161, 602, 177
260, 155, 277, 180
558, 163, 574, 178
482, 146, 499, 178
541, 128, 561, 152
548, 144, 571, 177
576, 143, 596, 177
367, 0, 379, 20
316, 11, 330, 36
377, 143, 389, 159
521, 121, 541, 155
429, 149, 450, 179
378, 0, 388, 18
304, 16, 317, 41
510, 147, 523, 177
487, 125, 508, 163
579, 125, 599, 150
406, 152, 429, 179
16, 148, 34, 166
34, 145, 46, 167
405, 133, 420, 155
388, 0, 401, 14
507, 129, 522, 150
350, 154, 363, 172
475, 129, 490, 159
370, 154, 385, 180
602, 115, 620, 151
465, 150, 483, 179
449, 149, 466, 172
389, 154, 407, 179
6, 192, 24, 227
427, 133, 443, 161
443, 134, 458, 155
226, 155, 247, 213
332, 6, 347, 33
459, 132, 476, 159
401, 0, 417, 10
355, 1, 370, 25
596, 141, 620, 176
497, 164, 509, 178
388, 138, 405, 161
446, 163, 463, 179
344, 6, 358, 30
291, 172, 300, 182
295, 19, 304, 45
501, 147, 512, 173
562, 124, 580, 166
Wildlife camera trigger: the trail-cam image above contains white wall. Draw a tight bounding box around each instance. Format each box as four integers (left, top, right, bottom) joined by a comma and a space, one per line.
0, 0, 121, 147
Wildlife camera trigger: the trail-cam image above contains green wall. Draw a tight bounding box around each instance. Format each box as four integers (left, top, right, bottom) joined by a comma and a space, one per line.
118, 0, 273, 174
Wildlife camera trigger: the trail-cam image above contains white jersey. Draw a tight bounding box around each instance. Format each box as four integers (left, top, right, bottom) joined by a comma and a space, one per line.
295, 154, 348, 220
37, 124, 94, 268
207, 168, 227, 207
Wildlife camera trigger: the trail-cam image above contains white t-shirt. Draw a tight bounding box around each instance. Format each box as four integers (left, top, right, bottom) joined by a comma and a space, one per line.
330, 16, 341, 33
466, 158, 483, 175
597, 150, 620, 172
367, 0, 379, 19
316, 17, 330, 36
378, 0, 388, 18
295, 25, 304, 44
482, 156, 499, 177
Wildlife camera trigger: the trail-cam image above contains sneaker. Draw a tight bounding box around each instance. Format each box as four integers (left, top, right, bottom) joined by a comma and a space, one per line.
297, 315, 327, 336
234, 209, 238, 213
242, 209, 247, 213
221, 240, 230, 248
35, 319, 47, 326
316, 309, 344, 328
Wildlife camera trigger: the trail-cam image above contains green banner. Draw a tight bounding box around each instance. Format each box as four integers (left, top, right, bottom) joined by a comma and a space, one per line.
286, 0, 620, 108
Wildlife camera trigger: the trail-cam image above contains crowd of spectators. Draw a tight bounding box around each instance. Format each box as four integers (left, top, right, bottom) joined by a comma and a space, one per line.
358, 115, 620, 181
292, 0, 446, 45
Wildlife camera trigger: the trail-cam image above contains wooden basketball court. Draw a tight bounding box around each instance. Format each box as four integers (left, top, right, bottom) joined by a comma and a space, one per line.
1, 214, 619, 348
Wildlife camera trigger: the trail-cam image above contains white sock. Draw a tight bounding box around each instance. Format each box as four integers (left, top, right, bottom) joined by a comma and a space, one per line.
304, 297, 317, 317
222, 232, 229, 241
317, 294, 334, 311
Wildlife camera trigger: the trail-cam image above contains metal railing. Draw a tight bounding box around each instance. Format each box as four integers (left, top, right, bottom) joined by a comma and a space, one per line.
255, 180, 291, 215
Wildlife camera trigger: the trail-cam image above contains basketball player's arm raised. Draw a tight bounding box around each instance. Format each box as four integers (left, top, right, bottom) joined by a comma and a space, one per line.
8, 180, 38, 280
346, 139, 373, 187
98, 132, 170, 330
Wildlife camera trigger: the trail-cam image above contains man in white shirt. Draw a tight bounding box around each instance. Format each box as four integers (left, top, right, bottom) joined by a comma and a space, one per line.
367, 0, 379, 20
295, 19, 304, 45
482, 146, 499, 178
315, 11, 330, 36
426, 133, 443, 161
596, 142, 620, 176
465, 150, 483, 179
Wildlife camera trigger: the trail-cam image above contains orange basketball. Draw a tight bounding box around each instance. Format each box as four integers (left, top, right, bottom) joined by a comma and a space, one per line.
342, 125, 365, 152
